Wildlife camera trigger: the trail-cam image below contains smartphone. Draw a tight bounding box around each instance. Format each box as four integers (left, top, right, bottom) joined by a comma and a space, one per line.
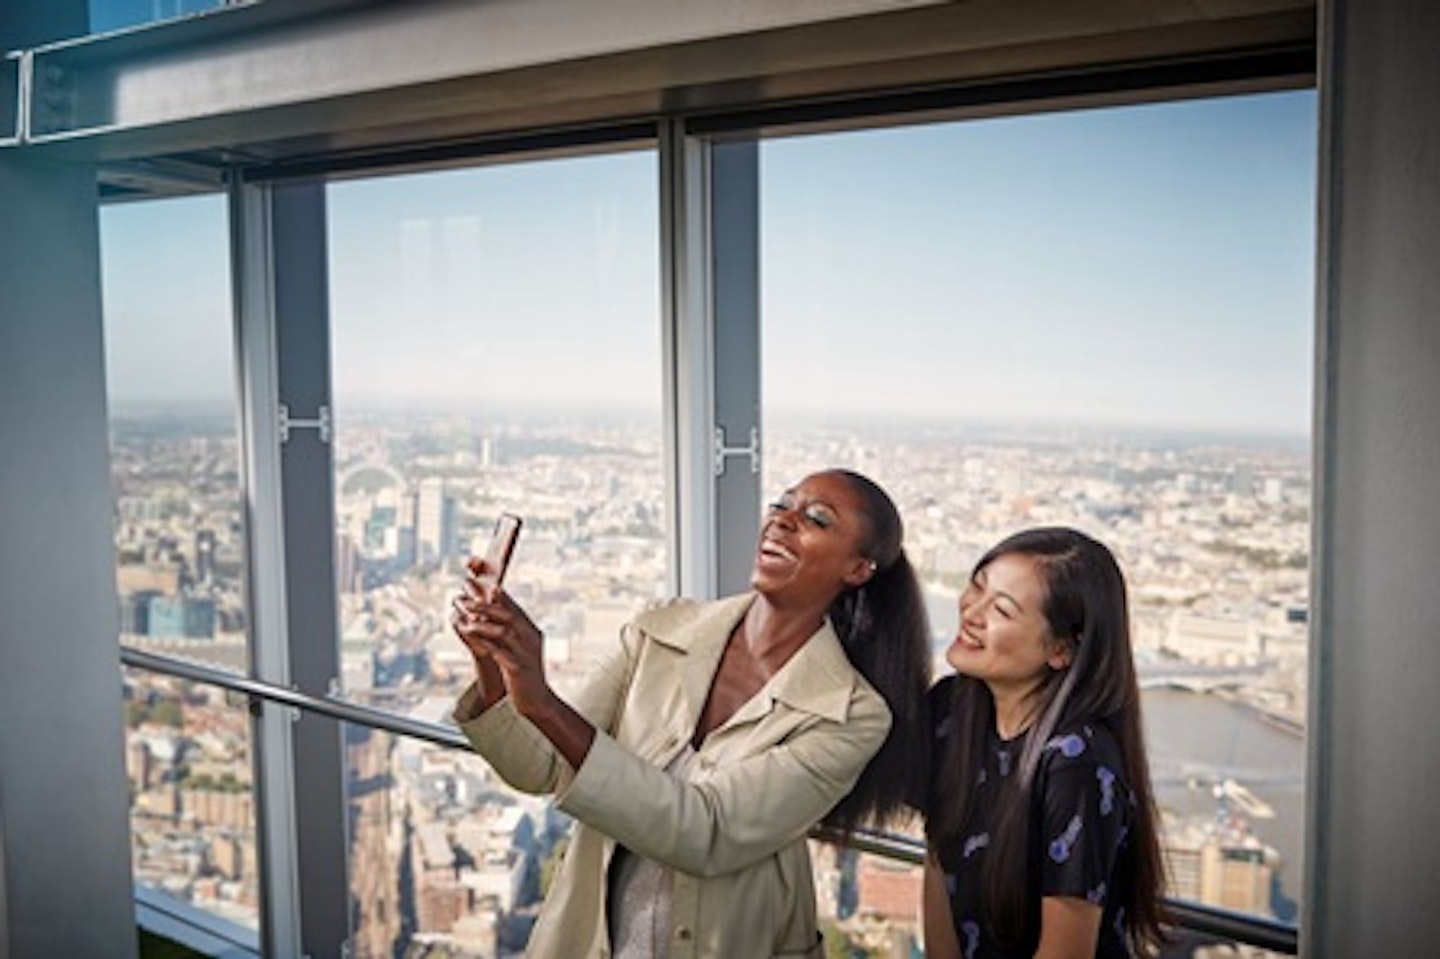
477, 512, 523, 590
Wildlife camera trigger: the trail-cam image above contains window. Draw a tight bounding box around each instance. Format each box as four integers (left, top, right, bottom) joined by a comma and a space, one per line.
101, 194, 259, 928
760, 91, 1316, 951
123, 667, 261, 931
325, 149, 664, 956
102, 195, 247, 671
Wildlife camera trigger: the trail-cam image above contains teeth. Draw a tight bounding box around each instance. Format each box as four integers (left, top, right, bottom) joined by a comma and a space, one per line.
760, 538, 796, 562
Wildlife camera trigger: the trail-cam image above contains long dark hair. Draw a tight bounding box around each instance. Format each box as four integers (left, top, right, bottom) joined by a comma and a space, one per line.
820, 469, 933, 834
926, 527, 1167, 954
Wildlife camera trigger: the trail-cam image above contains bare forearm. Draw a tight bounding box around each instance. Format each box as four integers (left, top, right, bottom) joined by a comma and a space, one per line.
1033, 896, 1102, 959
519, 690, 597, 771
924, 856, 962, 959
452, 656, 507, 722
471, 655, 506, 711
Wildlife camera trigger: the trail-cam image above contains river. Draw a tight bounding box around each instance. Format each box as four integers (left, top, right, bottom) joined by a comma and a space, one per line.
1142, 686, 1305, 920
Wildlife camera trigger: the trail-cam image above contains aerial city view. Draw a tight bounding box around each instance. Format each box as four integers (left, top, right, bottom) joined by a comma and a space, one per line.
101, 83, 1315, 959
115, 406, 1308, 958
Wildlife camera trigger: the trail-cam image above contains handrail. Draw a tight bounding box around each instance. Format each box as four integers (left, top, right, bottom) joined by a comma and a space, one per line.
120, 645, 469, 751
120, 645, 1300, 955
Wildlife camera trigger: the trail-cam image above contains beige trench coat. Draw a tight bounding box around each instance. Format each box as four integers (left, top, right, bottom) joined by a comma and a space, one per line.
454, 592, 892, 959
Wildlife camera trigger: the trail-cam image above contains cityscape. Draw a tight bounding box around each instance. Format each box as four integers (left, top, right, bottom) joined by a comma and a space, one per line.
116, 406, 1309, 958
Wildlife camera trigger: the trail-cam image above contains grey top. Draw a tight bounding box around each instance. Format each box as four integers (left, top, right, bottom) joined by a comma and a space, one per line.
607, 743, 699, 959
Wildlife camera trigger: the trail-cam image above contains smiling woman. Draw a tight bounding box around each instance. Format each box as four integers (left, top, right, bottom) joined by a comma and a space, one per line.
948, 553, 1079, 736
924, 527, 1166, 959
448, 468, 931, 959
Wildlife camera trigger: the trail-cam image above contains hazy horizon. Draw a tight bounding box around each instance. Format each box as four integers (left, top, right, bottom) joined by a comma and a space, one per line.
100, 89, 1317, 437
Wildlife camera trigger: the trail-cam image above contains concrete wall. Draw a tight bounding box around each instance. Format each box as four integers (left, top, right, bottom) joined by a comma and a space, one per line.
0, 5, 140, 950
1307, 0, 1440, 954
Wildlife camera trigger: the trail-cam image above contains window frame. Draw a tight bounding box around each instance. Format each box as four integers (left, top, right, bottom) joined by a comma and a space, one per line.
109, 86, 1311, 954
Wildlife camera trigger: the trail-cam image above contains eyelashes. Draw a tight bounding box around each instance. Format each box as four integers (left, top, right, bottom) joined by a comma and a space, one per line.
766, 498, 835, 528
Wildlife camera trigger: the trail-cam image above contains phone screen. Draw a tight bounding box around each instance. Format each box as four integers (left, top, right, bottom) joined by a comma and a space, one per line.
480, 513, 523, 588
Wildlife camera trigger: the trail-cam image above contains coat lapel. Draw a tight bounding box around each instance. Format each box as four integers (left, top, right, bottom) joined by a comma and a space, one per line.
629, 594, 860, 753
712, 617, 858, 740
632, 593, 753, 751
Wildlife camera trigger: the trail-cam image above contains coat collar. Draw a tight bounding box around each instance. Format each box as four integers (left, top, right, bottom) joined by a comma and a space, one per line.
633, 593, 859, 724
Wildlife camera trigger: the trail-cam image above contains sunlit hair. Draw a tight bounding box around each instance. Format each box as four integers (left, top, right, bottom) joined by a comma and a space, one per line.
817, 469, 933, 834
925, 526, 1168, 954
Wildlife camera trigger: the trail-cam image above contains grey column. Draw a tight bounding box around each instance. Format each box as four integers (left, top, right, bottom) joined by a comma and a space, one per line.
661, 126, 762, 599
271, 182, 349, 958
0, 6, 139, 958
710, 139, 763, 597
1307, 0, 1440, 954
235, 180, 349, 956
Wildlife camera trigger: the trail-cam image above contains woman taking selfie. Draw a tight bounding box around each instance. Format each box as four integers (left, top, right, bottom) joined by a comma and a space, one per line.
924, 527, 1167, 959
451, 468, 931, 958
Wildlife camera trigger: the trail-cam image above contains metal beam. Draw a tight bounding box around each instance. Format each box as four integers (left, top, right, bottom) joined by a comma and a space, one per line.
709, 137, 763, 597
15, 0, 939, 152
3, 0, 1313, 166
232, 177, 305, 959
660, 120, 717, 600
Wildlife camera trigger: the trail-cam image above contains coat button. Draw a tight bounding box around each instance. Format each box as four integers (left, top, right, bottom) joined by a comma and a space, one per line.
676, 926, 692, 941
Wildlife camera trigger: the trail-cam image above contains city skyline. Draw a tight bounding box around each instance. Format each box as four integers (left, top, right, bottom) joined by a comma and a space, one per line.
113, 407, 1310, 953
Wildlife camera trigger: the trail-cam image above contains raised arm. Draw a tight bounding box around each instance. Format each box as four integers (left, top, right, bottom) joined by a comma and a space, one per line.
451, 580, 636, 794
459, 583, 891, 876
556, 687, 890, 876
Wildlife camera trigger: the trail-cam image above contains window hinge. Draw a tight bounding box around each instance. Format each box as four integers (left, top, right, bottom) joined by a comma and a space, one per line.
713, 425, 760, 477
279, 404, 331, 444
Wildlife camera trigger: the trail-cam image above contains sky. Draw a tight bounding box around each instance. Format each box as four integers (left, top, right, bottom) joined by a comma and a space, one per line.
100, 89, 1318, 436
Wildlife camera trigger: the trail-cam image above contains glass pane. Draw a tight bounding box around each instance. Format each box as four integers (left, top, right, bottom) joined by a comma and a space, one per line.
327, 148, 663, 957
101, 194, 248, 675
102, 193, 255, 932
124, 666, 261, 933
760, 90, 1315, 941
346, 726, 568, 958
816, 845, 924, 957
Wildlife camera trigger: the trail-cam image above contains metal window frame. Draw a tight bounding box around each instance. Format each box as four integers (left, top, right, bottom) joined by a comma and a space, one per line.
178, 96, 1312, 951
660, 118, 714, 598
66, 27, 1320, 950
232, 176, 349, 957
662, 120, 764, 598
231, 177, 305, 959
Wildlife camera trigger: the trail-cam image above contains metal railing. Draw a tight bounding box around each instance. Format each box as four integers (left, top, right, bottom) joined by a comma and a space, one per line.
120, 645, 1300, 955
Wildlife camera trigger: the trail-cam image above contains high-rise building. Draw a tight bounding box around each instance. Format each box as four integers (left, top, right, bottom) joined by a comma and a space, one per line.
1163, 817, 1278, 917
194, 528, 217, 584
121, 589, 160, 636
335, 531, 359, 594
145, 596, 217, 640
415, 478, 457, 566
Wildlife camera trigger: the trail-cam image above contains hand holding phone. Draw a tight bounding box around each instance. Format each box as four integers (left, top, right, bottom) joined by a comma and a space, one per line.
474, 512, 523, 595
